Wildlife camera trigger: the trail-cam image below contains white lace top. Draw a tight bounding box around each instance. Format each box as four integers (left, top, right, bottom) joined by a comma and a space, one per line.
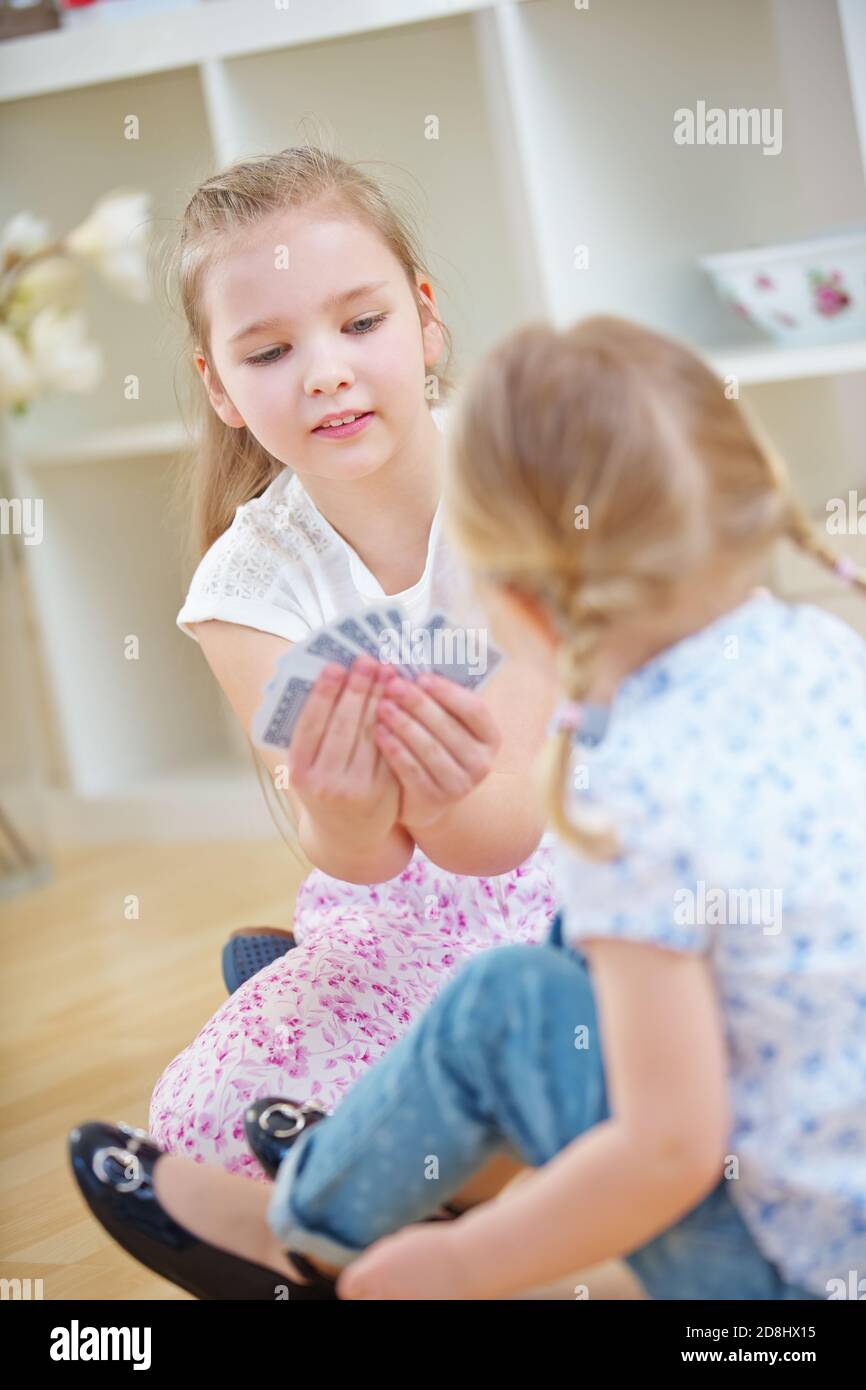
176, 406, 489, 644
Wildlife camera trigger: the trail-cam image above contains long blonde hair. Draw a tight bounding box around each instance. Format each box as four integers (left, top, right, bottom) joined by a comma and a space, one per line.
161, 142, 456, 864
444, 314, 866, 861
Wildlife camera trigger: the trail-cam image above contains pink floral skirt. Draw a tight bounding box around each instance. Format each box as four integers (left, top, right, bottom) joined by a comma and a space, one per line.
147, 841, 558, 1181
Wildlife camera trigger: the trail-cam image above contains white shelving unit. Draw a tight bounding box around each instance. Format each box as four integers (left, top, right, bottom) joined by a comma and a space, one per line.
2, 0, 865, 842
708, 338, 866, 386
0, 0, 497, 101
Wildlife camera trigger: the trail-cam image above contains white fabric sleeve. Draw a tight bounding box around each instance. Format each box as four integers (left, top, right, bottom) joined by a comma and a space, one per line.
176, 523, 313, 645
553, 769, 710, 955
176, 597, 311, 644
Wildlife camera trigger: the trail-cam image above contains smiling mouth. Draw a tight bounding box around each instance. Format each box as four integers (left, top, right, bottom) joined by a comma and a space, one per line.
312, 411, 375, 435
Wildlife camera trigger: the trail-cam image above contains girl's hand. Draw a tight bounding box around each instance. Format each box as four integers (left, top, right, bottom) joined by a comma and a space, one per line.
372, 669, 502, 832
288, 656, 401, 847
336, 1223, 474, 1301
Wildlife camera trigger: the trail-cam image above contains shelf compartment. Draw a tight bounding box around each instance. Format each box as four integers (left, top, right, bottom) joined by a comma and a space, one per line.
0, 0, 518, 103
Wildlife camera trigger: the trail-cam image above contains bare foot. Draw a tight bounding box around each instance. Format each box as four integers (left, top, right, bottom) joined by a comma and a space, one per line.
151, 1153, 344, 1285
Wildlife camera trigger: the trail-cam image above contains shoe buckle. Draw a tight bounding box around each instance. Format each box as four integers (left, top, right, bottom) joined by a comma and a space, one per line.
258, 1102, 307, 1139
92, 1145, 147, 1193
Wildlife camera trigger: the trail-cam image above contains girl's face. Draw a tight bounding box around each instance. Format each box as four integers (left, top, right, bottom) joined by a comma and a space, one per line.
196, 208, 444, 480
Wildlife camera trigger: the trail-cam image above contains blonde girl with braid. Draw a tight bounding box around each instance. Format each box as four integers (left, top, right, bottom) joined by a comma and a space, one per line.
73, 313, 866, 1301
267, 314, 866, 1298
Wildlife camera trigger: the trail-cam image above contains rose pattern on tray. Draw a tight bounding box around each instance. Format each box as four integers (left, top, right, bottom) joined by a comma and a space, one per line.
808, 269, 851, 317
703, 233, 866, 341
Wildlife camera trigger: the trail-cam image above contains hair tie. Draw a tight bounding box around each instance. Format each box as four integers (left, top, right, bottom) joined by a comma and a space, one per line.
547, 699, 584, 738
834, 554, 858, 586
547, 699, 610, 747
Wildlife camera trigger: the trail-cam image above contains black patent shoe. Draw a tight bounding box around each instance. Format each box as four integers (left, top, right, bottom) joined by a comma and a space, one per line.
244, 1097, 330, 1180
244, 1096, 464, 1223
68, 1121, 338, 1300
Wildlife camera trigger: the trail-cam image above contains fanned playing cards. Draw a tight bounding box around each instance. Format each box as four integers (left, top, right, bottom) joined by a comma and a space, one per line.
252, 602, 505, 749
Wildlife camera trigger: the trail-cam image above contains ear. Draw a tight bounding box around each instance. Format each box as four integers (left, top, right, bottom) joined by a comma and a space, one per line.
415, 277, 445, 370
194, 353, 246, 429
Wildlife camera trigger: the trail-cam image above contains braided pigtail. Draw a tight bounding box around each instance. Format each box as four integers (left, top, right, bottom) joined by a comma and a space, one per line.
737, 393, 866, 596
536, 578, 621, 861
784, 498, 866, 595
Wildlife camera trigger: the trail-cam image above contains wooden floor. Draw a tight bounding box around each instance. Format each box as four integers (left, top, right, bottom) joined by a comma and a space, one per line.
0, 841, 642, 1301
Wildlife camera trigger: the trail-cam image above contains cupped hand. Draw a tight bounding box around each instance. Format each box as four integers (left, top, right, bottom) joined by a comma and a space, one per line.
288, 656, 401, 845
372, 668, 502, 832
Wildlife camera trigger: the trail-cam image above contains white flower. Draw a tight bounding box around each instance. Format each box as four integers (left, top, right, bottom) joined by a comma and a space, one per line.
0, 211, 53, 262
5, 256, 83, 333
0, 325, 38, 411
28, 306, 104, 394
65, 189, 152, 302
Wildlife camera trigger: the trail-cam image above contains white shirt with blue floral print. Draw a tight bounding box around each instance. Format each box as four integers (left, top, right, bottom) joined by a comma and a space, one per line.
554, 593, 866, 1297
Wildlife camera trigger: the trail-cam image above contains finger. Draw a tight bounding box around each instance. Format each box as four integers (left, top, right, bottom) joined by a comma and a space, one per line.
380, 674, 495, 778
376, 697, 477, 796
336, 1238, 395, 1300
348, 664, 389, 779
404, 670, 500, 749
374, 723, 447, 804
316, 656, 380, 775
288, 663, 348, 775
373, 737, 401, 797
337, 1261, 376, 1301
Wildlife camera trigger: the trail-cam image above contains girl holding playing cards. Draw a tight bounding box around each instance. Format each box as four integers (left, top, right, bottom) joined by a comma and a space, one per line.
146, 145, 561, 1202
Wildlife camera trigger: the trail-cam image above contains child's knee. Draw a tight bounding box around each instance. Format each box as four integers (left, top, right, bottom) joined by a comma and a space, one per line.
438, 944, 551, 1043
467, 939, 584, 997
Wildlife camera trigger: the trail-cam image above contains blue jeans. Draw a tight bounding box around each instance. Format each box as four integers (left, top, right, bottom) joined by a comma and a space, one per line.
267, 911, 821, 1299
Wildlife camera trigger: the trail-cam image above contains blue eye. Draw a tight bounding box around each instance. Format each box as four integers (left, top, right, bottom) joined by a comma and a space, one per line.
248, 346, 285, 366
247, 313, 387, 366
350, 313, 387, 334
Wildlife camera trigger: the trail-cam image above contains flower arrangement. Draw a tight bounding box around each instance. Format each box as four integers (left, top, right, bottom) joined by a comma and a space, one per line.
0, 189, 152, 413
